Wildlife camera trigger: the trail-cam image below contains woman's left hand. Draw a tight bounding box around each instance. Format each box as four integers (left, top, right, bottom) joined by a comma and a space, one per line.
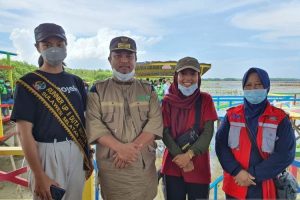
172, 153, 191, 168
234, 169, 256, 187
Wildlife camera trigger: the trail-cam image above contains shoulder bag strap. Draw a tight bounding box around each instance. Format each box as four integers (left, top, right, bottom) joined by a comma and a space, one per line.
193, 94, 202, 131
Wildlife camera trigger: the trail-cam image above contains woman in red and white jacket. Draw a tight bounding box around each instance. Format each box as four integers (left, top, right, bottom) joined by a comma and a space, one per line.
215, 67, 295, 199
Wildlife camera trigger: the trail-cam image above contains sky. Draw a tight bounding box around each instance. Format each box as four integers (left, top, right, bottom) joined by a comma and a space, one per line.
1, 0, 300, 78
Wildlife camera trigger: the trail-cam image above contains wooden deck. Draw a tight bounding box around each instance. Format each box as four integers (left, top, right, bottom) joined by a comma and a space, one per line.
0, 146, 23, 156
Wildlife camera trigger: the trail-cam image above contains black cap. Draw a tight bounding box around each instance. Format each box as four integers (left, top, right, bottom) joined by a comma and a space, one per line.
34, 23, 67, 43
109, 36, 136, 52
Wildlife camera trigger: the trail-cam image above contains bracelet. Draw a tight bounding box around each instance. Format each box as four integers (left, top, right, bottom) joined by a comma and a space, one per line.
187, 150, 194, 159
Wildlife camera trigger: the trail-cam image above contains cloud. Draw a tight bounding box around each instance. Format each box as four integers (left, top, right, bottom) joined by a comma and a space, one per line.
204, 0, 267, 14
0, 0, 267, 36
1, 0, 172, 35
8, 27, 162, 69
218, 42, 262, 48
2, 0, 300, 77
9, 28, 38, 64
230, 1, 300, 41
217, 40, 300, 51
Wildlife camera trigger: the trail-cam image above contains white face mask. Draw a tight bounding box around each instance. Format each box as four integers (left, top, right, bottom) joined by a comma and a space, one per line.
178, 83, 198, 96
112, 68, 135, 81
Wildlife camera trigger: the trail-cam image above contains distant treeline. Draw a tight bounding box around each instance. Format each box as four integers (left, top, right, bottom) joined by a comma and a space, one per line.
0, 59, 112, 83
0, 59, 299, 83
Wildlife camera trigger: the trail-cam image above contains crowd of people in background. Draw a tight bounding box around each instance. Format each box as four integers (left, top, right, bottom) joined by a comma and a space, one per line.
145, 78, 172, 103
0, 78, 13, 116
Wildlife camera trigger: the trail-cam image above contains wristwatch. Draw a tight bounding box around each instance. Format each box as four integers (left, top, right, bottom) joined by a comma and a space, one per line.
187, 149, 194, 159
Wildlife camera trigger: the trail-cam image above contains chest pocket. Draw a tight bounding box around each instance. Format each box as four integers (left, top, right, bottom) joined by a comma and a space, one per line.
261, 125, 277, 153
101, 105, 114, 123
138, 104, 149, 121
228, 122, 244, 149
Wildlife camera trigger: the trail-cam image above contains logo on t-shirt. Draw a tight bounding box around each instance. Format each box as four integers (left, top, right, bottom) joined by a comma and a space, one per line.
60, 86, 79, 94
33, 81, 46, 91
33, 81, 79, 94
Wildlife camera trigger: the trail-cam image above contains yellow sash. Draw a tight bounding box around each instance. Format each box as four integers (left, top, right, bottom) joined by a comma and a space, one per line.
17, 71, 93, 179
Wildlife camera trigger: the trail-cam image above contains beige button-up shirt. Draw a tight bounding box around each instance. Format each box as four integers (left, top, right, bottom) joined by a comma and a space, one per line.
86, 78, 163, 200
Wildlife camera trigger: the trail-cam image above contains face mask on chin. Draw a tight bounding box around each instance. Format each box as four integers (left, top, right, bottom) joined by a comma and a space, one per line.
41, 47, 67, 67
178, 83, 198, 96
112, 68, 135, 81
243, 89, 268, 104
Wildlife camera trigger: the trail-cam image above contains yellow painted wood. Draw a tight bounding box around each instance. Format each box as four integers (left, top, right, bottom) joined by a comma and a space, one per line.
0, 98, 3, 138
8, 68, 13, 91
82, 172, 95, 200
0, 146, 24, 156
0, 52, 16, 137
135, 61, 211, 78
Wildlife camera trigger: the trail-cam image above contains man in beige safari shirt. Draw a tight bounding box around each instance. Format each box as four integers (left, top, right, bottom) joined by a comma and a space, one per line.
86, 36, 163, 200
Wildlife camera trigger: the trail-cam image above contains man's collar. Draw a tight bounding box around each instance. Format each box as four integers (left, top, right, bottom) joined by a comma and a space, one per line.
112, 77, 134, 85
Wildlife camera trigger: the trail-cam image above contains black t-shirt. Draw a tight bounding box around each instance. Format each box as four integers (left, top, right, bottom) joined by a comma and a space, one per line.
11, 70, 87, 142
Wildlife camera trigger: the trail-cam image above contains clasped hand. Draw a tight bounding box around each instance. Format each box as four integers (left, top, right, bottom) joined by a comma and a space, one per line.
234, 169, 256, 187
113, 143, 142, 168
172, 153, 194, 172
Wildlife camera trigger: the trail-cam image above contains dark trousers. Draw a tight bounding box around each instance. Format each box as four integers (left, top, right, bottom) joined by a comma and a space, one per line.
226, 194, 237, 200
165, 175, 209, 200
226, 191, 262, 200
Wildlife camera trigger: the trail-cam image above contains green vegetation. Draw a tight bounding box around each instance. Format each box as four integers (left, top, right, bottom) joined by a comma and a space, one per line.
0, 59, 37, 82
0, 59, 112, 83
64, 68, 112, 83
0, 59, 299, 83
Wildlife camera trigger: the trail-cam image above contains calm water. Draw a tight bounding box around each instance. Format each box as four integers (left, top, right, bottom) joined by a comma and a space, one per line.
201, 80, 300, 96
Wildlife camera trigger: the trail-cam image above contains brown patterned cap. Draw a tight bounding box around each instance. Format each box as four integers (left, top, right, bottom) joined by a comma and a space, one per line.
175, 57, 200, 72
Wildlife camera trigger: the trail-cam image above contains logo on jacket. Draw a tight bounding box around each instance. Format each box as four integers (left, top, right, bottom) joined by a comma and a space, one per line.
268, 116, 278, 121
137, 95, 150, 101
232, 113, 241, 120
33, 81, 46, 91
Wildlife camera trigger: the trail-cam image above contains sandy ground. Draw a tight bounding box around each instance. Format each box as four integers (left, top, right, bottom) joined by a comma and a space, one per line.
0, 156, 32, 200
1, 121, 298, 200
0, 123, 32, 200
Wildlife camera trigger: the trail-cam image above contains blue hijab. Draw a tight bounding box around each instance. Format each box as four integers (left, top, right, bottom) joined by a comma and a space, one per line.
242, 67, 270, 135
